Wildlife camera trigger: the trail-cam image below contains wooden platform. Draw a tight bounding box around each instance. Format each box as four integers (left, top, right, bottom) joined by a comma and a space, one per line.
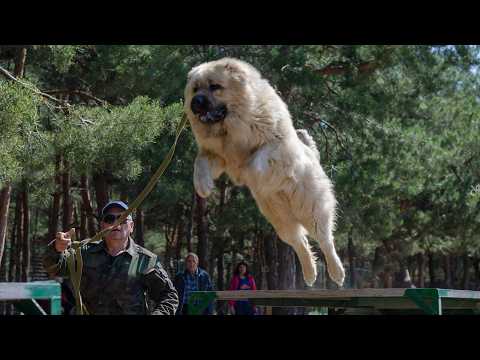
187, 288, 480, 315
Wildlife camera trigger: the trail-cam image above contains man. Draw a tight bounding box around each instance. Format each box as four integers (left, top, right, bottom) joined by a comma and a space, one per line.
43, 200, 178, 315
174, 253, 214, 315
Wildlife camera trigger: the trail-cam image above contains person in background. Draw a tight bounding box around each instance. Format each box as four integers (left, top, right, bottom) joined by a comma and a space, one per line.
174, 252, 214, 315
228, 261, 257, 315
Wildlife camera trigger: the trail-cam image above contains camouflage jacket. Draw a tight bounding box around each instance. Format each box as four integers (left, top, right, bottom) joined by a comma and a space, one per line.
42, 237, 178, 315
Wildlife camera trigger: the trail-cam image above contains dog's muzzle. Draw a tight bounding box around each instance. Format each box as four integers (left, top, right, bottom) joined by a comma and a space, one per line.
191, 95, 228, 124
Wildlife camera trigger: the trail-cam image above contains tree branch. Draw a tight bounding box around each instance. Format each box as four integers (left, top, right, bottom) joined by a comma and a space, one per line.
44, 89, 108, 106
0, 64, 68, 106
308, 46, 398, 77
449, 165, 464, 183
319, 125, 330, 162
303, 110, 350, 156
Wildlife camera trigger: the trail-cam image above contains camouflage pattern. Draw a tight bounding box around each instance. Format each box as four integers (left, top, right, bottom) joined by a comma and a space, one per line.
42, 237, 178, 315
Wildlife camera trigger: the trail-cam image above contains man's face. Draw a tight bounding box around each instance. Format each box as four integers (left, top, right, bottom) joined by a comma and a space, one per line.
186, 256, 198, 274
101, 207, 134, 243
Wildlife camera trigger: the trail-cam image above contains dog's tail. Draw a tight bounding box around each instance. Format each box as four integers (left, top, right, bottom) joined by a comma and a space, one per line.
296, 129, 320, 161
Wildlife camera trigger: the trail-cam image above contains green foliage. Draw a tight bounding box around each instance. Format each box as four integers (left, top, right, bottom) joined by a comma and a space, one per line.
53, 97, 183, 180
0, 80, 43, 185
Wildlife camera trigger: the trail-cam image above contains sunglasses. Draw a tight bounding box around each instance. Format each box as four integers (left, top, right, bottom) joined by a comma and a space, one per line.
101, 213, 130, 225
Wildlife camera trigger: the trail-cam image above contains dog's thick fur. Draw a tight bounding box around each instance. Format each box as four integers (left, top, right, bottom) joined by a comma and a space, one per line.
184, 58, 345, 286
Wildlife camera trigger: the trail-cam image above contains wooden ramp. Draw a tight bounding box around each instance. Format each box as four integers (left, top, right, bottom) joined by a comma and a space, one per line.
187, 288, 480, 315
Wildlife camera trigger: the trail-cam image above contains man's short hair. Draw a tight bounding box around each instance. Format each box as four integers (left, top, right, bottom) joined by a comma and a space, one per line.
185, 252, 199, 263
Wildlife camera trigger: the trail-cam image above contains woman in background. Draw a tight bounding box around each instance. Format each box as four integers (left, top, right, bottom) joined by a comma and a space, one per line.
228, 261, 257, 315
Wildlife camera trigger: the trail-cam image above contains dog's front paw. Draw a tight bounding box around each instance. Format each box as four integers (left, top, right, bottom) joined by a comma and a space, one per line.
327, 261, 346, 287
303, 267, 318, 287
194, 168, 214, 198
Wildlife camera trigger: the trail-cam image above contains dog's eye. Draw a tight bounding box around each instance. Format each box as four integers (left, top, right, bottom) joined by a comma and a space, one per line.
209, 84, 223, 92
193, 86, 199, 93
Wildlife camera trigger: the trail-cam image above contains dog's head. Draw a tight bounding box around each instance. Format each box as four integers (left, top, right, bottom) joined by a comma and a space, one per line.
184, 58, 260, 125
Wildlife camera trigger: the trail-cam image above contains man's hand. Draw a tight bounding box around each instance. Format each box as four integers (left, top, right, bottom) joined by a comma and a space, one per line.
54, 228, 75, 253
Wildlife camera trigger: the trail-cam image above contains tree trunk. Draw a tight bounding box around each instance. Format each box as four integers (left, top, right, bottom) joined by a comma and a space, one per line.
347, 231, 356, 288
135, 207, 144, 246
195, 193, 208, 271
62, 158, 73, 231
14, 191, 24, 282
175, 216, 184, 270
73, 203, 81, 241
80, 174, 97, 236
14, 47, 27, 78
264, 232, 278, 290
21, 188, 29, 282
216, 253, 224, 290
0, 247, 7, 314
93, 171, 109, 212
79, 201, 87, 240
186, 190, 195, 253
253, 230, 265, 290
277, 241, 296, 290
294, 253, 305, 290
416, 253, 425, 288
0, 184, 12, 269
8, 192, 19, 282
444, 253, 452, 288
451, 255, 459, 288
208, 255, 216, 286
462, 253, 471, 289
275, 240, 296, 314
48, 154, 62, 242
164, 223, 177, 274
428, 251, 436, 287
473, 258, 480, 290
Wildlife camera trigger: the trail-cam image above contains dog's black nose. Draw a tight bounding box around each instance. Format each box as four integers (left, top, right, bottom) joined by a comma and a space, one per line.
191, 95, 209, 114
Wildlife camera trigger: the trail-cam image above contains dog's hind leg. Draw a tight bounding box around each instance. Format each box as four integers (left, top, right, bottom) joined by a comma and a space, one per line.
276, 226, 317, 287
254, 194, 318, 286
300, 196, 345, 287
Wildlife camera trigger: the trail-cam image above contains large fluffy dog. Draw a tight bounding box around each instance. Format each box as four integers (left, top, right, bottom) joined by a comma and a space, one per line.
184, 58, 345, 287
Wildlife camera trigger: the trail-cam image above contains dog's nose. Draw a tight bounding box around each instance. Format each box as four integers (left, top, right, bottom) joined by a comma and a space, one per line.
191, 95, 209, 114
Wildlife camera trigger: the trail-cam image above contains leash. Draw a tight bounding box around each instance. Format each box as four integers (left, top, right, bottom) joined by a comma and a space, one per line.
65, 114, 189, 315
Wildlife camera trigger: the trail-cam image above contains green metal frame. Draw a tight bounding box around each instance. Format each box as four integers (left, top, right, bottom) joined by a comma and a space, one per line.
0, 281, 62, 315
186, 288, 480, 315
187, 291, 217, 315
404, 288, 442, 315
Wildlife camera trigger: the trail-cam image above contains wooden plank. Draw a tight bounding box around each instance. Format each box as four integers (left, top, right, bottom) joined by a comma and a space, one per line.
214, 289, 407, 301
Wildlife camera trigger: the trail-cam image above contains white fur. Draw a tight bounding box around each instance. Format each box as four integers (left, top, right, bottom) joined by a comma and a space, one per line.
184, 58, 345, 287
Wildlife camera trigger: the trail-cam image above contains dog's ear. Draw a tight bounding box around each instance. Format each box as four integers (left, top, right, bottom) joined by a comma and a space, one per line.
224, 61, 247, 84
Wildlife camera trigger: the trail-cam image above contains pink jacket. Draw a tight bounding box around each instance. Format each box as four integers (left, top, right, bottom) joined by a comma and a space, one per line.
228, 274, 257, 307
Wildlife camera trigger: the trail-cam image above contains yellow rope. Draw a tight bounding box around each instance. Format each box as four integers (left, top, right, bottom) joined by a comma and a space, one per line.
66, 114, 189, 315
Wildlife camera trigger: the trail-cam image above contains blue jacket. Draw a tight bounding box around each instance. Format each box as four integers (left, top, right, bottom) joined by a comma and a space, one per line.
174, 268, 214, 315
